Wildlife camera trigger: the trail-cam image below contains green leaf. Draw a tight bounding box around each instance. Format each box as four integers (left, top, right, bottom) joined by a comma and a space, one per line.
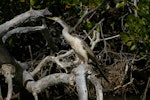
85, 21, 94, 30
130, 44, 136, 51
125, 23, 129, 27
144, 34, 149, 40
140, 52, 145, 56
139, 19, 145, 25
127, 41, 132, 47
116, 1, 125, 9
126, 14, 135, 22
30, 0, 35, 6
120, 32, 129, 42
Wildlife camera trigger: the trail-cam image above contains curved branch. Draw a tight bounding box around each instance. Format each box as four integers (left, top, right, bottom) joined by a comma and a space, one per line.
0, 8, 51, 38
88, 75, 103, 100
2, 25, 47, 43
31, 50, 74, 76
25, 73, 74, 94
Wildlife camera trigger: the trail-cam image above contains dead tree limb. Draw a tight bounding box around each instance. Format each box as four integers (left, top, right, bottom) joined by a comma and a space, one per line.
0, 8, 106, 100
0, 9, 52, 99
0, 9, 51, 38
1, 64, 14, 100
73, 64, 89, 100
2, 25, 47, 43
24, 70, 74, 100
88, 75, 103, 100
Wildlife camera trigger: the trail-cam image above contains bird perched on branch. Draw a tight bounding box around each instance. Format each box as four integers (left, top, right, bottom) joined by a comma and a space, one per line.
47, 17, 109, 82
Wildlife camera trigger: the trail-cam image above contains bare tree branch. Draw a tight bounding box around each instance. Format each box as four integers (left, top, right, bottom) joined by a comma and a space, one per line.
2, 25, 47, 43
71, 9, 88, 32
0, 8, 51, 38
88, 75, 103, 100
71, 0, 107, 32
87, 18, 105, 37
1, 64, 14, 100
25, 72, 74, 100
31, 50, 74, 76
73, 64, 89, 100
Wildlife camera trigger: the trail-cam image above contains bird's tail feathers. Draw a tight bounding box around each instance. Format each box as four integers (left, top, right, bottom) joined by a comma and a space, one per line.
96, 64, 109, 83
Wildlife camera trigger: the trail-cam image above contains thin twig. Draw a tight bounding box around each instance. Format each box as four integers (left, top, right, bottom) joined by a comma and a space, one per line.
90, 30, 100, 50
99, 19, 107, 51
28, 45, 34, 67
100, 34, 120, 41
86, 18, 105, 38
142, 77, 150, 100
71, 0, 106, 32
71, 9, 88, 32
134, 0, 138, 16
119, 13, 128, 32
30, 50, 75, 76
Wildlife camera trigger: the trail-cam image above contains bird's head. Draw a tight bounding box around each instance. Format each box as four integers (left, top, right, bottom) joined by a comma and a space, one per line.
47, 17, 68, 29
47, 17, 62, 24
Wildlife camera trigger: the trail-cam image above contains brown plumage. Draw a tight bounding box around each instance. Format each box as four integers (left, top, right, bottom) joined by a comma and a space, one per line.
48, 17, 109, 82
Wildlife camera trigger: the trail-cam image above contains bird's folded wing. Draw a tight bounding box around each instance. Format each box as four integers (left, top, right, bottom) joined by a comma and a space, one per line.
81, 40, 95, 58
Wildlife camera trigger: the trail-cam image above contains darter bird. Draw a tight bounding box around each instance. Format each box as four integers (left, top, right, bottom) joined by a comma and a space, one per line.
47, 17, 109, 82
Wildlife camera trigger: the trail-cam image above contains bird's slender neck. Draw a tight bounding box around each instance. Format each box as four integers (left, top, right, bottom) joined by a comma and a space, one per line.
57, 19, 69, 29
57, 19, 75, 42
62, 28, 74, 42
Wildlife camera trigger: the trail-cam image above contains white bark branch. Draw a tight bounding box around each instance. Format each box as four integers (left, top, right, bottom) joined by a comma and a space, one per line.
30, 56, 53, 76
0, 8, 51, 38
25, 62, 103, 100
0, 7, 108, 100
83, 18, 120, 51
88, 75, 103, 100
83, 30, 120, 50
31, 50, 74, 76
91, 30, 101, 50
73, 64, 89, 100
24, 72, 74, 100
1, 64, 14, 100
2, 25, 47, 43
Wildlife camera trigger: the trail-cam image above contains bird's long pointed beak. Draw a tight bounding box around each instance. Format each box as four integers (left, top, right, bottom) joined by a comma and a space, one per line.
46, 17, 55, 20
